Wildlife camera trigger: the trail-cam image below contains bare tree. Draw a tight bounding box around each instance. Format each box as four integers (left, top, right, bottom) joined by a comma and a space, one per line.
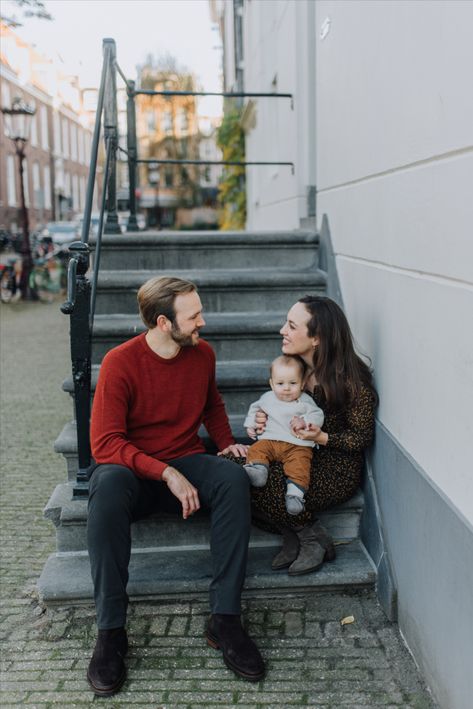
1, 0, 52, 28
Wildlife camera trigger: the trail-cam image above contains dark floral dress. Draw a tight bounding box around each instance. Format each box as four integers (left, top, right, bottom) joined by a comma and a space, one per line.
250, 384, 376, 533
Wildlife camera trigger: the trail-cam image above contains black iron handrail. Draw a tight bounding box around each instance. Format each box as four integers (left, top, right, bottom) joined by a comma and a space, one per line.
61, 39, 117, 497
62, 38, 295, 498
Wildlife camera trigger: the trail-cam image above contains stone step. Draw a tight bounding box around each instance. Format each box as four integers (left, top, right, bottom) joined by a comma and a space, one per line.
45, 482, 364, 553
38, 539, 375, 606
91, 312, 286, 362
63, 359, 273, 416
90, 230, 319, 270
55, 416, 250, 480
94, 268, 327, 315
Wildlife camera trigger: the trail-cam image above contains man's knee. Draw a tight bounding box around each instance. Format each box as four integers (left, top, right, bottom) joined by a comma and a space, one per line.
89, 464, 138, 509
214, 458, 250, 502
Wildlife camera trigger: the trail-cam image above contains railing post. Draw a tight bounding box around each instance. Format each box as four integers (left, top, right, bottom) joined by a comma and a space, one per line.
103, 38, 121, 234
61, 241, 93, 497
126, 79, 139, 231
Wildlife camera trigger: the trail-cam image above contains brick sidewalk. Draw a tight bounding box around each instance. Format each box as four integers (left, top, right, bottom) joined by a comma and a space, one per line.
0, 300, 437, 707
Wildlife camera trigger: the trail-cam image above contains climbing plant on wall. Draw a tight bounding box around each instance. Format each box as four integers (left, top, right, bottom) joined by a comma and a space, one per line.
216, 108, 246, 230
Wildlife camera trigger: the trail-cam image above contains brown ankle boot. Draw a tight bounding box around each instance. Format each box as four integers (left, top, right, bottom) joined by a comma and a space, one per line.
87, 627, 128, 696
311, 519, 336, 562
288, 525, 326, 575
206, 614, 265, 681
271, 527, 300, 570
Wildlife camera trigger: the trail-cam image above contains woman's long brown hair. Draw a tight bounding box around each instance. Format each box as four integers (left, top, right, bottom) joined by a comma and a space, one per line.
299, 295, 378, 410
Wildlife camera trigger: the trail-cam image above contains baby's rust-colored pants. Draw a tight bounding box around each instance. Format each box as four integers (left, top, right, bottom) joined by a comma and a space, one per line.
246, 439, 313, 489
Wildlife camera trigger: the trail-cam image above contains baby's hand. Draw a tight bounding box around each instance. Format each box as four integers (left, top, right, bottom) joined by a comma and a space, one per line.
290, 416, 306, 434
246, 427, 258, 440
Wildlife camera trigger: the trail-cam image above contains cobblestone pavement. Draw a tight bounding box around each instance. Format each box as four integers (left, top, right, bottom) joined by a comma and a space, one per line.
0, 300, 437, 708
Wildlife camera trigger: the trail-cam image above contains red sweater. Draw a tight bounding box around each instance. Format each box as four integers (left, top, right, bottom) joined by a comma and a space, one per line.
90, 333, 234, 480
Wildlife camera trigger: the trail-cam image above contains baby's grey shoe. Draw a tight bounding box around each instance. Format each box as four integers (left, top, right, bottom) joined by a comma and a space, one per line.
243, 463, 268, 488
285, 482, 306, 516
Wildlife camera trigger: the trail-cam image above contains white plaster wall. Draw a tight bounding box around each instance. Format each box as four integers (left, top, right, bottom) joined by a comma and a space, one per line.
315, 0, 473, 522
243, 0, 312, 229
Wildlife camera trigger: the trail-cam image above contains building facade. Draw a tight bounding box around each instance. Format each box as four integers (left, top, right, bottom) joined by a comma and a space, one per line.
135, 63, 221, 229
0, 23, 94, 234
215, 2, 473, 708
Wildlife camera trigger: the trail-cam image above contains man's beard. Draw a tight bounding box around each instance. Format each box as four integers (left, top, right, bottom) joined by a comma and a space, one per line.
171, 322, 200, 347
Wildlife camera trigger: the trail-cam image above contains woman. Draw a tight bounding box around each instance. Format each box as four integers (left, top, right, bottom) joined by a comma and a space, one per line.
251, 295, 378, 575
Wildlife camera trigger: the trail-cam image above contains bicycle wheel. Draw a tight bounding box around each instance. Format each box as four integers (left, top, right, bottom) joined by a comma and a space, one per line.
29, 268, 53, 303
0, 270, 14, 303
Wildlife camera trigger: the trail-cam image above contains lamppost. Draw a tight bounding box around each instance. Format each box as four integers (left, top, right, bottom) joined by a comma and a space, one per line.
1, 96, 36, 299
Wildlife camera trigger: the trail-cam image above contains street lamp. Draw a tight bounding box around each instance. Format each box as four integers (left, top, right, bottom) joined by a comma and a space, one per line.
1, 96, 36, 299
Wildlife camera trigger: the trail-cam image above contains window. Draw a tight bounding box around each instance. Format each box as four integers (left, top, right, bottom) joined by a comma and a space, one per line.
161, 111, 172, 134
147, 110, 156, 131
78, 128, 84, 164
43, 165, 51, 209
62, 118, 69, 157
164, 169, 173, 188
64, 172, 71, 199
23, 158, 30, 206
7, 155, 16, 205
30, 111, 38, 147
2, 83, 11, 135
70, 123, 77, 161
53, 112, 61, 154
178, 109, 188, 133
72, 174, 79, 211
40, 105, 49, 149
79, 175, 86, 209
32, 162, 41, 207
83, 131, 90, 163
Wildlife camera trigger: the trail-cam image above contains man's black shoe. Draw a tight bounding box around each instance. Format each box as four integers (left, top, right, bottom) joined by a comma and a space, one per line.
87, 627, 128, 696
206, 614, 265, 681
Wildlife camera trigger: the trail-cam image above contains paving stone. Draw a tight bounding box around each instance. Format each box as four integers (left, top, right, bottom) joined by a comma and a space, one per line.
0, 301, 437, 709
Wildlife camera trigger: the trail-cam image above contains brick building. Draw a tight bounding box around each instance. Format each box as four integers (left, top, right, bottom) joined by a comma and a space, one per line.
0, 23, 94, 234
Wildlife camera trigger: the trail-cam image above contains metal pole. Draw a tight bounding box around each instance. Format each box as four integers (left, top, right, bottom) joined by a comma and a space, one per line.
61, 241, 93, 497
126, 80, 138, 231
16, 140, 34, 300
103, 38, 121, 234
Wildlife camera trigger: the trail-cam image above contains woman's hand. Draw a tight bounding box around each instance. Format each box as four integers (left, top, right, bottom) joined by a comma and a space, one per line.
246, 427, 258, 440
293, 423, 329, 446
254, 409, 267, 434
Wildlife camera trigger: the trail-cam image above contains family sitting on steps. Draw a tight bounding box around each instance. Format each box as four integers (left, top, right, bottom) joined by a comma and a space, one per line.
85, 276, 378, 697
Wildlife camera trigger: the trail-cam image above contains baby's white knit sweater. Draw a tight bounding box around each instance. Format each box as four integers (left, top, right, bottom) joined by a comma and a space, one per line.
244, 391, 324, 448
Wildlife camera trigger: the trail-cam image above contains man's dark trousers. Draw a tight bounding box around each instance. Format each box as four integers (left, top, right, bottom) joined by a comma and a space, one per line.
87, 454, 251, 629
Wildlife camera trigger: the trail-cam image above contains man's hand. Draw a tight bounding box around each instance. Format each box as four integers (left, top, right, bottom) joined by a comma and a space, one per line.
254, 409, 267, 435
161, 466, 200, 519
218, 443, 249, 457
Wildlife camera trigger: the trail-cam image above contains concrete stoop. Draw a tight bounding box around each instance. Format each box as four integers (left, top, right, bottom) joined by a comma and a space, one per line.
40, 227, 379, 607
39, 482, 375, 605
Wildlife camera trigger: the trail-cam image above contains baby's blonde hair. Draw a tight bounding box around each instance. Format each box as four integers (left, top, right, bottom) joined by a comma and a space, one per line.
270, 355, 305, 379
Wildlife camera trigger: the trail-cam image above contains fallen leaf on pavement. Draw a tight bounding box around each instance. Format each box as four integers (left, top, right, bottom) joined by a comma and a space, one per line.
340, 615, 355, 625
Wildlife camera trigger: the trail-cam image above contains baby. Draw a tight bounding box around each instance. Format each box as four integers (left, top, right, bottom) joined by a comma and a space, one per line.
243, 355, 324, 515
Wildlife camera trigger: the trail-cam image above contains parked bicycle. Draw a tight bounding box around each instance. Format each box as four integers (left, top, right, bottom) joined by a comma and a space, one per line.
0, 257, 22, 303
29, 246, 68, 303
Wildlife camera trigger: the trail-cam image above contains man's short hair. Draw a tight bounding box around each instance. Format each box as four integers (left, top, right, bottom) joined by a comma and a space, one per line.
270, 355, 305, 379
137, 276, 196, 329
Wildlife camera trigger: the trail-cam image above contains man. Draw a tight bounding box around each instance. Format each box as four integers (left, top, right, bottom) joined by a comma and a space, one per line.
86, 276, 265, 696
